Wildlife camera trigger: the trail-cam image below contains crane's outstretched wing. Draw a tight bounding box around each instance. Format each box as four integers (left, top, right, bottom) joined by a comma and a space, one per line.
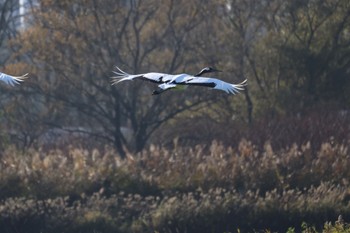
152, 83, 178, 95
111, 66, 171, 85
0, 72, 28, 86
184, 77, 247, 94
111, 65, 247, 95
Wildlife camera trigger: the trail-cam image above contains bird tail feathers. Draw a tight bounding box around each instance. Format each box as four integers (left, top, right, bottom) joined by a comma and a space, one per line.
111, 66, 137, 85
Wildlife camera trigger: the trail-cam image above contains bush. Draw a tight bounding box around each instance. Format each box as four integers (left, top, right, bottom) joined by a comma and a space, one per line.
0, 139, 349, 232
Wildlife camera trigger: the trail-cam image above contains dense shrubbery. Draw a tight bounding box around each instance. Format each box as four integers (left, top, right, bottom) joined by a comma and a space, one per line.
0, 138, 349, 232
158, 104, 350, 154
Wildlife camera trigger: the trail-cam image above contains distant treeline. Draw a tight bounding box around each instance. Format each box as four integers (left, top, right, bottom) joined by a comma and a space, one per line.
0, 0, 349, 154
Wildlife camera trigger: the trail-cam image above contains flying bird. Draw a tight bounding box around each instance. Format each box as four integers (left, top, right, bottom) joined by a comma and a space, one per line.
112, 66, 247, 95
194, 67, 221, 77
0, 72, 28, 86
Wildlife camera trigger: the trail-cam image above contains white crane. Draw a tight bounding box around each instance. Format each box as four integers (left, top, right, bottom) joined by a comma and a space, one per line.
0, 72, 28, 86
112, 66, 247, 95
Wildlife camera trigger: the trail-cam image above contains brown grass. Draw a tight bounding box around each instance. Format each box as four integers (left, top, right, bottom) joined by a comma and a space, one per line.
0, 139, 349, 232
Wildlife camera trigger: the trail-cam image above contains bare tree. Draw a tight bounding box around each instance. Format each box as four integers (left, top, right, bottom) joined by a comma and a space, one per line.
0, 0, 21, 63
0, 0, 24, 150
271, 0, 350, 110
7, 0, 223, 156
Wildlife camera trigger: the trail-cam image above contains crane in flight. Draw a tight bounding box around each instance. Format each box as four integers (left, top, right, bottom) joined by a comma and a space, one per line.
112, 66, 246, 95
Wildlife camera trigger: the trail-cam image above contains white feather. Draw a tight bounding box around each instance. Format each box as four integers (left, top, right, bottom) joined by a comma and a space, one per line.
158, 83, 177, 90
185, 77, 247, 94
0, 72, 28, 86
111, 66, 176, 85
